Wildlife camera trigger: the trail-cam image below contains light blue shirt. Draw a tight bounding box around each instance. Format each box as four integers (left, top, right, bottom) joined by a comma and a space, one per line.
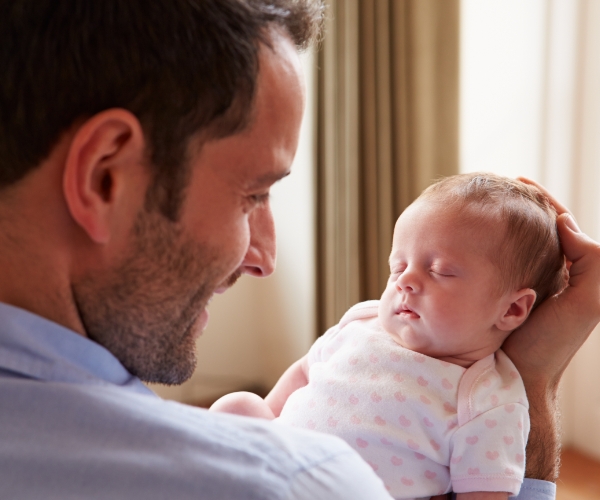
0, 302, 555, 499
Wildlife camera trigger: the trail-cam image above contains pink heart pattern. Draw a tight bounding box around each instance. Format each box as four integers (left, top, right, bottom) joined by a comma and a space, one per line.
407, 439, 420, 450
414, 353, 427, 363
398, 415, 411, 427
444, 402, 456, 413
485, 419, 497, 428
442, 378, 453, 389
374, 415, 386, 426
394, 391, 406, 402
356, 438, 368, 448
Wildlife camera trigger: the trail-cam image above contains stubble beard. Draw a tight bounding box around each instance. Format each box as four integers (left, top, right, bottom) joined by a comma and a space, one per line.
73, 209, 230, 385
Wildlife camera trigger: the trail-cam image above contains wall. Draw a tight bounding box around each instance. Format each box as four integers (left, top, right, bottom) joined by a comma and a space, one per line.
150, 50, 317, 404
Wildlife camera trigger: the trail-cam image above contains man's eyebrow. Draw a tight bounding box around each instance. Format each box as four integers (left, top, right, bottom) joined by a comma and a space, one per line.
247, 169, 291, 189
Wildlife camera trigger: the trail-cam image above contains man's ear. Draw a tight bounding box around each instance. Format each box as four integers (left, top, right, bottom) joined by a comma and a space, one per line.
495, 288, 537, 332
63, 109, 147, 244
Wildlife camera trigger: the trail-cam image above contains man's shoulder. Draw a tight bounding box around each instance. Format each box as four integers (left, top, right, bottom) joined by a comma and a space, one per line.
0, 378, 390, 499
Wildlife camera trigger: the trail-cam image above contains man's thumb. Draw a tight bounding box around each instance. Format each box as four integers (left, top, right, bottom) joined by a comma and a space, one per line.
557, 213, 597, 263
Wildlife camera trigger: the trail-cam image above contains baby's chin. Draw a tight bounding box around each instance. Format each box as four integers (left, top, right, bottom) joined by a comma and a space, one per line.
382, 326, 431, 353
381, 328, 476, 368
436, 354, 477, 368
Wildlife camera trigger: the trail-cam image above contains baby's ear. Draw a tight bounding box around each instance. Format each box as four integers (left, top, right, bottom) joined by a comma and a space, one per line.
495, 288, 537, 332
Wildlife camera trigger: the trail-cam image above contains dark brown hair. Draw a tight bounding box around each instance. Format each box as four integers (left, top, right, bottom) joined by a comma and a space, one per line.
0, 0, 324, 219
421, 172, 567, 308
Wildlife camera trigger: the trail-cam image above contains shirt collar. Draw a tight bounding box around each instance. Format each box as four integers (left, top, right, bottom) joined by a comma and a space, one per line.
0, 302, 154, 395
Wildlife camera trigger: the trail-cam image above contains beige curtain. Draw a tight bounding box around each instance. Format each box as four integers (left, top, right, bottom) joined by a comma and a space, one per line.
316, 0, 460, 333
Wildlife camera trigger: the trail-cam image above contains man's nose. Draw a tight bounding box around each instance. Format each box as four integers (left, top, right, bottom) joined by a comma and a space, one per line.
240, 204, 276, 277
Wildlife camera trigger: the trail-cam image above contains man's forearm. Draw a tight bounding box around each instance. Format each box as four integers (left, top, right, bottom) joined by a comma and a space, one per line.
524, 386, 561, 481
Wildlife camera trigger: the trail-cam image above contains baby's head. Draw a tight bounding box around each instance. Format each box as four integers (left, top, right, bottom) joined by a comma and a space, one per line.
379, 172, 566, 367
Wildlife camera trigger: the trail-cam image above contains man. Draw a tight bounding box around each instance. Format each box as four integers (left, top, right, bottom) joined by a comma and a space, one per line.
0, 1, 597, 498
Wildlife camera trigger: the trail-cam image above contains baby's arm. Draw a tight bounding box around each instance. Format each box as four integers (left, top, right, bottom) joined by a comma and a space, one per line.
209, 391, 276, 419
264, 355, 309, 417
210, 355, 309, 418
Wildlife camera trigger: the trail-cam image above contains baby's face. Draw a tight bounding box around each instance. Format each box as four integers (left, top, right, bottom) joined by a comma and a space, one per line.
378, 199, 513, 366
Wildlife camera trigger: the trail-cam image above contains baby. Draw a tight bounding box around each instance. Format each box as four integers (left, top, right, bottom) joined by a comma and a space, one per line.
211, 173, 566, 499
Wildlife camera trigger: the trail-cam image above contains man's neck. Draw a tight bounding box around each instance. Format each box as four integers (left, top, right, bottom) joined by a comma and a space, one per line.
0, 179, 88, 337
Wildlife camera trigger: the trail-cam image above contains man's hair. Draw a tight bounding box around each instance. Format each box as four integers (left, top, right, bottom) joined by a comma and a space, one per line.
421, 172, 567, 308
0, 0, 324, 219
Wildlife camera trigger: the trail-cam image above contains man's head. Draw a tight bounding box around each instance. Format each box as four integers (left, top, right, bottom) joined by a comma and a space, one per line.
0, 0, 323, 384
379, 173, 566, 366
0, 0, 323, 219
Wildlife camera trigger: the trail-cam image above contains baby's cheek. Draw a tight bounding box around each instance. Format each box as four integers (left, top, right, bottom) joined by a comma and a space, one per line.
428, 300, 464, 332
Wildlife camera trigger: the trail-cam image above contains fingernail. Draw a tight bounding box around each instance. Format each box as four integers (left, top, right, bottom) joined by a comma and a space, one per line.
564, 214, 581, 233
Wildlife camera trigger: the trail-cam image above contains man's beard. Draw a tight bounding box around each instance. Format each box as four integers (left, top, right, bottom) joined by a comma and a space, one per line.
72, 209, 231, 385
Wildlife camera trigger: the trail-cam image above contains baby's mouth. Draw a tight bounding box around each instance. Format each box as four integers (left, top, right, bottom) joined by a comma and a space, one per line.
396, 305, 420, 319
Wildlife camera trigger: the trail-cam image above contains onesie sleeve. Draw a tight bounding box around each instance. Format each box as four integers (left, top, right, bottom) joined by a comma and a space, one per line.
450, 402, 529, 494
307, 301, 380, 368
306, 323, 342, 367
450, 351, 530, 495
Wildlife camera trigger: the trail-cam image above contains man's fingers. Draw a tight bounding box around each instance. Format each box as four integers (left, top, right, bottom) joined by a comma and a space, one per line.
556, 213, 600, 265
517, 177, 571, 216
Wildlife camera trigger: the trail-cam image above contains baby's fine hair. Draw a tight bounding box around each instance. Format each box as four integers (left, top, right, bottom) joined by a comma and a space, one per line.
420, 172, 567, 308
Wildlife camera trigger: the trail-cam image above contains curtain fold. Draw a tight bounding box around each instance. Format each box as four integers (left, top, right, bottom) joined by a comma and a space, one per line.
316, 0, 460, 333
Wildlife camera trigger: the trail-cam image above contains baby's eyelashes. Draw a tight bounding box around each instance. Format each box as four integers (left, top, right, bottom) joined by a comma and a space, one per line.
429, 265, 456, 277
388, 263, 456, 278
389, 268, 406, 280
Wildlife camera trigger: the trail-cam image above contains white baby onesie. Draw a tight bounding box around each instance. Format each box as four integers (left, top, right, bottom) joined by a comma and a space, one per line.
277, 301, 529, 499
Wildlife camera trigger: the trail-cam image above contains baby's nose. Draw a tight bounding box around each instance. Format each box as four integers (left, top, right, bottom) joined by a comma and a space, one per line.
396, 269, 421, 293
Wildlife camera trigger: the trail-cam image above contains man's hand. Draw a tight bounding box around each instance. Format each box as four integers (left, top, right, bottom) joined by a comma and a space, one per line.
502, 178, 600, 481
